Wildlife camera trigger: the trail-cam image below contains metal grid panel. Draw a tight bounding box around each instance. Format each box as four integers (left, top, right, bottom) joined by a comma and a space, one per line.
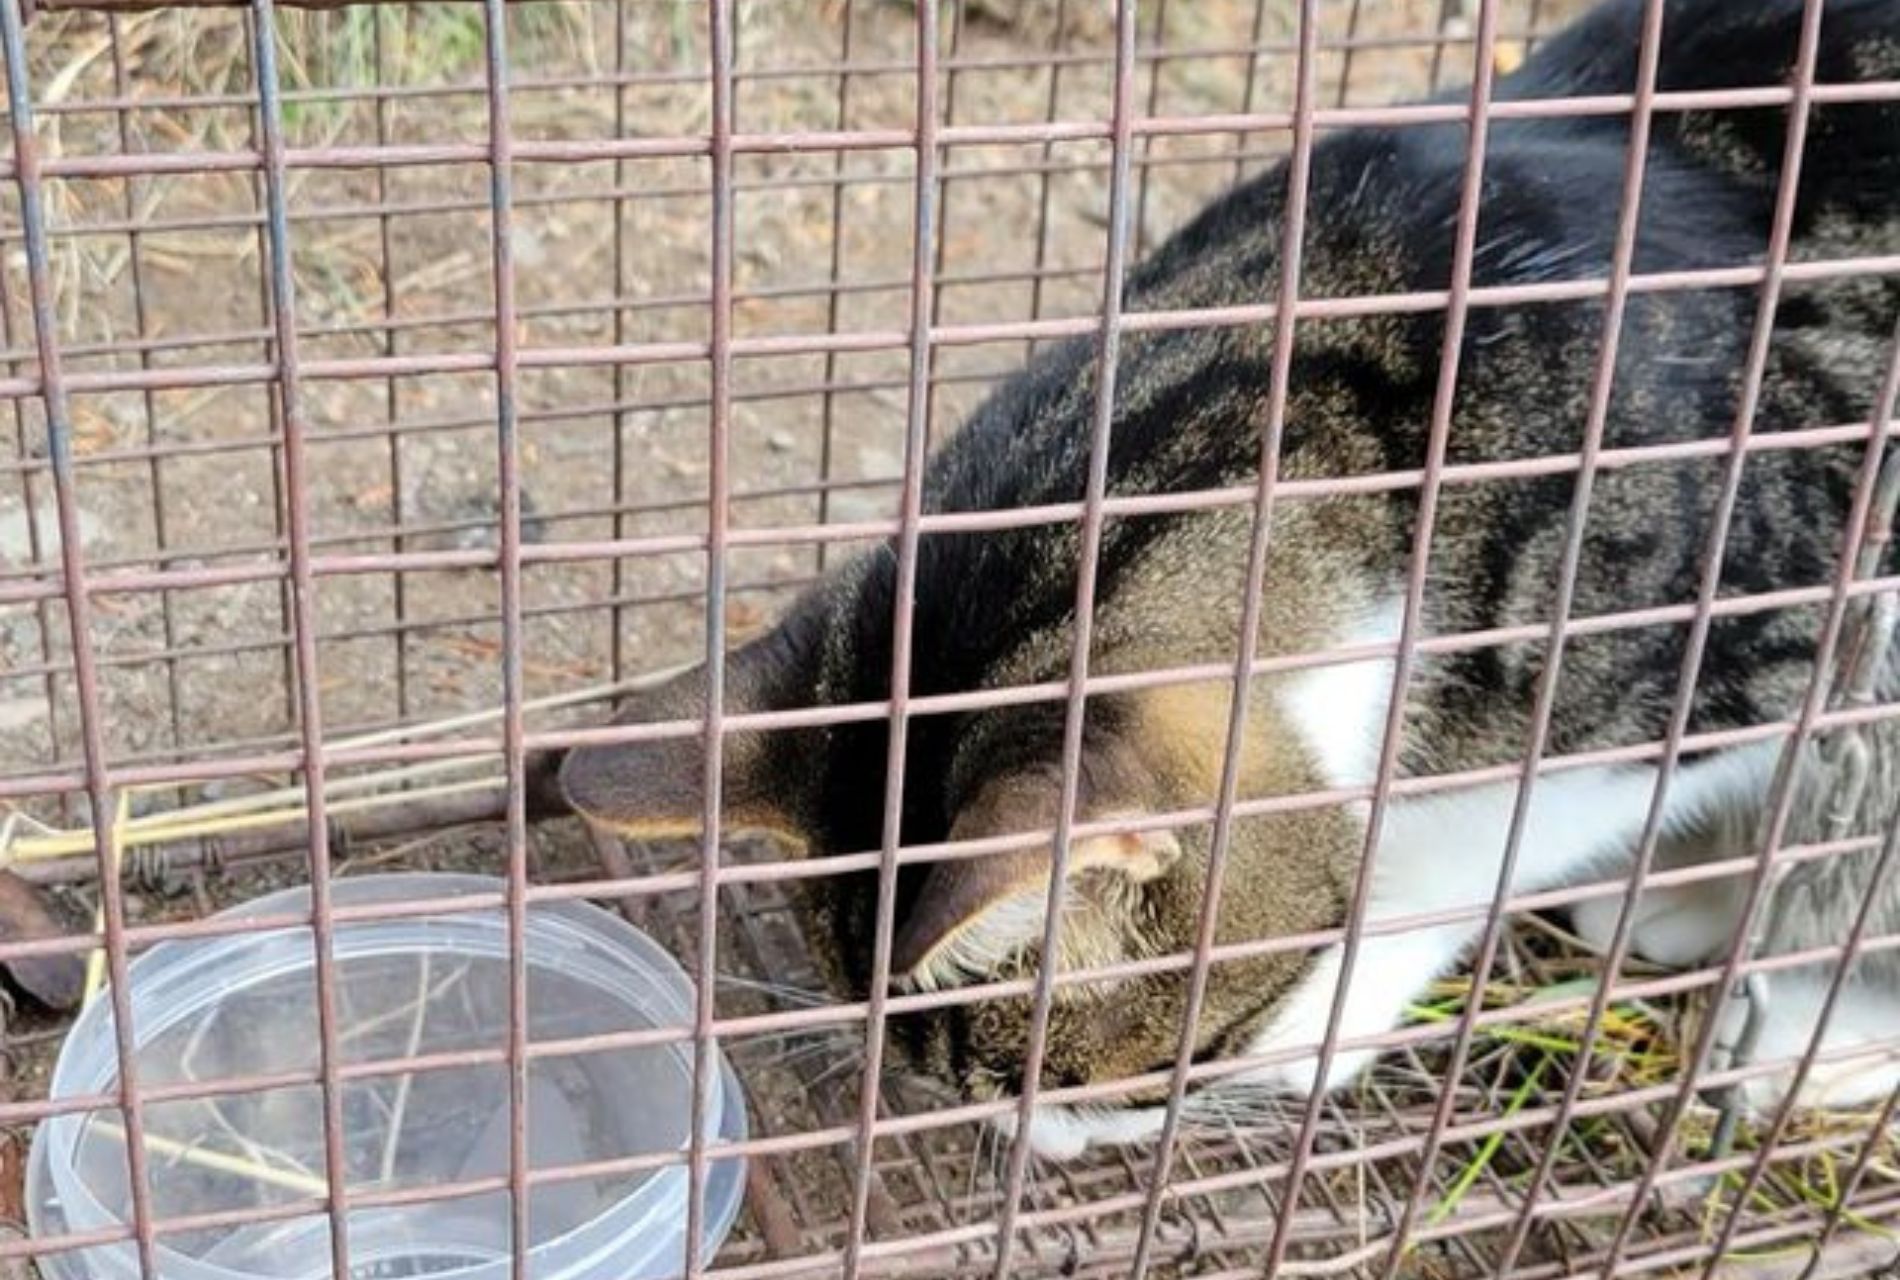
0, 1, 1897, 1279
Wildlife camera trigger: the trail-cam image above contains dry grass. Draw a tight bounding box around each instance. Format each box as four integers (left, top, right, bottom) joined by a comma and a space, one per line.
14, 1, 1897, 1275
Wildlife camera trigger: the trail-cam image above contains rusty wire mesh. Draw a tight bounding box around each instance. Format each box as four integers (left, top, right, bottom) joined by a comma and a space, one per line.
0, 0, 1897, 1277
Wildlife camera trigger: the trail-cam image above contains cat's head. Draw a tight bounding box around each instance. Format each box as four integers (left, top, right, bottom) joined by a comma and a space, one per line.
560, 588, 1357, 1156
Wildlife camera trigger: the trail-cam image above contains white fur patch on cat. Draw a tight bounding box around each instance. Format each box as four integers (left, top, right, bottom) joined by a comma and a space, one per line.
995, 631, 1899, 1165
1706, 970, 1900, 1116
996, 1104, 1166, 1162
1279, 597, 1403, 792
1239, 734, 1785, 1101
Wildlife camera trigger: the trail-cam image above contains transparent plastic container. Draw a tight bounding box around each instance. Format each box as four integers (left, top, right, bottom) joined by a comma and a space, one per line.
28, 873, 746, 1280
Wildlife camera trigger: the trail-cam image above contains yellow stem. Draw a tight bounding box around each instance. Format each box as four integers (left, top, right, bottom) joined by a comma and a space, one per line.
7, 776, 506, 864
92, 1118, 330, 1198
83, 789, 132, 1000
1, 664, 694, 867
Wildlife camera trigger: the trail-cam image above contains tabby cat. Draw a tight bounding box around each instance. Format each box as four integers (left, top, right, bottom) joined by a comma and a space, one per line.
561, 0, 1900, 1159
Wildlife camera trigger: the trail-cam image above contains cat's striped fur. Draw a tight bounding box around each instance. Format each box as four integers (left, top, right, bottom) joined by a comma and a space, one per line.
563, 0, 1900, 1158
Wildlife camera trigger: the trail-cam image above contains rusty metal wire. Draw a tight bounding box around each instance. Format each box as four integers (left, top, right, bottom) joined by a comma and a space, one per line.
2, 1, 1898, 1278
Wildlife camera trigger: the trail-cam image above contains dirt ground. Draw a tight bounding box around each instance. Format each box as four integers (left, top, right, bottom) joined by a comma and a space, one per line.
0, 0, 1580, 784
0, 1, 1704, 1276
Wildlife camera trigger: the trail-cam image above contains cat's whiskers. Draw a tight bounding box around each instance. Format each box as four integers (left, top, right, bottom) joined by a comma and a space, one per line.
743, 1037, 851, 1073
962, 1121, 997, 1226
1177, 1081, 1324, 1142
732, 1022, 851, 1054
733, 1026, 852, 1050
971, 1122, 990, 1199
715, 971, 833, 1007
806, 1045, 869, 1092
987, 1121, 1011, 1201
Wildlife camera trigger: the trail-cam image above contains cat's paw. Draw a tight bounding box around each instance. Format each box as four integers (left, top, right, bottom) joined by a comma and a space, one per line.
992, 1104, 1167, 1161
1001, 1108, 1090, 1161
1709, 1053, 1900, 1121
1242, 1041, 1376, 1097
1239, 931, 1464, 1098
1569, 881, 1739, 969
1691, 976, 1900, 1118
1239, 958, 1382, 1096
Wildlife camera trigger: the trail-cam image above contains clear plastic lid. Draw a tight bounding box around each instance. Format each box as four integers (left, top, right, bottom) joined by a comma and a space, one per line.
28, 874, 747, 1280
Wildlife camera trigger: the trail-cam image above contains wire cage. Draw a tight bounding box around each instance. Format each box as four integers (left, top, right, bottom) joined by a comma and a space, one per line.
0, 0, 1897, 1277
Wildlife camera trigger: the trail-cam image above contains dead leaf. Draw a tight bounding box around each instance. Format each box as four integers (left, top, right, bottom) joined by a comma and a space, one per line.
0, 872, 84, 1012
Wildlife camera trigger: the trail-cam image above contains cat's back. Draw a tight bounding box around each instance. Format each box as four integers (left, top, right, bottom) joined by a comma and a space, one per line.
828, 0, 1899, 759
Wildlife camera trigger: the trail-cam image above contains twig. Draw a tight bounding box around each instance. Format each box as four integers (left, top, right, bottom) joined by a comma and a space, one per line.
335, 958, 469, 1048
91, 1118, 329, 1198
0, 660, 692, 868
82, 789, 132, 1001
379, 950, 431, 1185
5, 775, 506, 864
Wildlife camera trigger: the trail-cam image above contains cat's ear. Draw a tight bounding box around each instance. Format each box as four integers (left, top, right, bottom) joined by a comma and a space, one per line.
559, 621, 820, 853
891, 765, 1181, 988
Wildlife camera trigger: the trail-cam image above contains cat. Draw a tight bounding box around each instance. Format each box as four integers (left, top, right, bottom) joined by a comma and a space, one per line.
560, 0, 1900, 1160
1572, 701, 1900, 1117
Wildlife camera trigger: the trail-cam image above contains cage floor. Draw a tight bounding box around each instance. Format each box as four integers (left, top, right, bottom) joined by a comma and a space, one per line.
2, 0, 1897, 1275
10, 816, 1892, 1280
